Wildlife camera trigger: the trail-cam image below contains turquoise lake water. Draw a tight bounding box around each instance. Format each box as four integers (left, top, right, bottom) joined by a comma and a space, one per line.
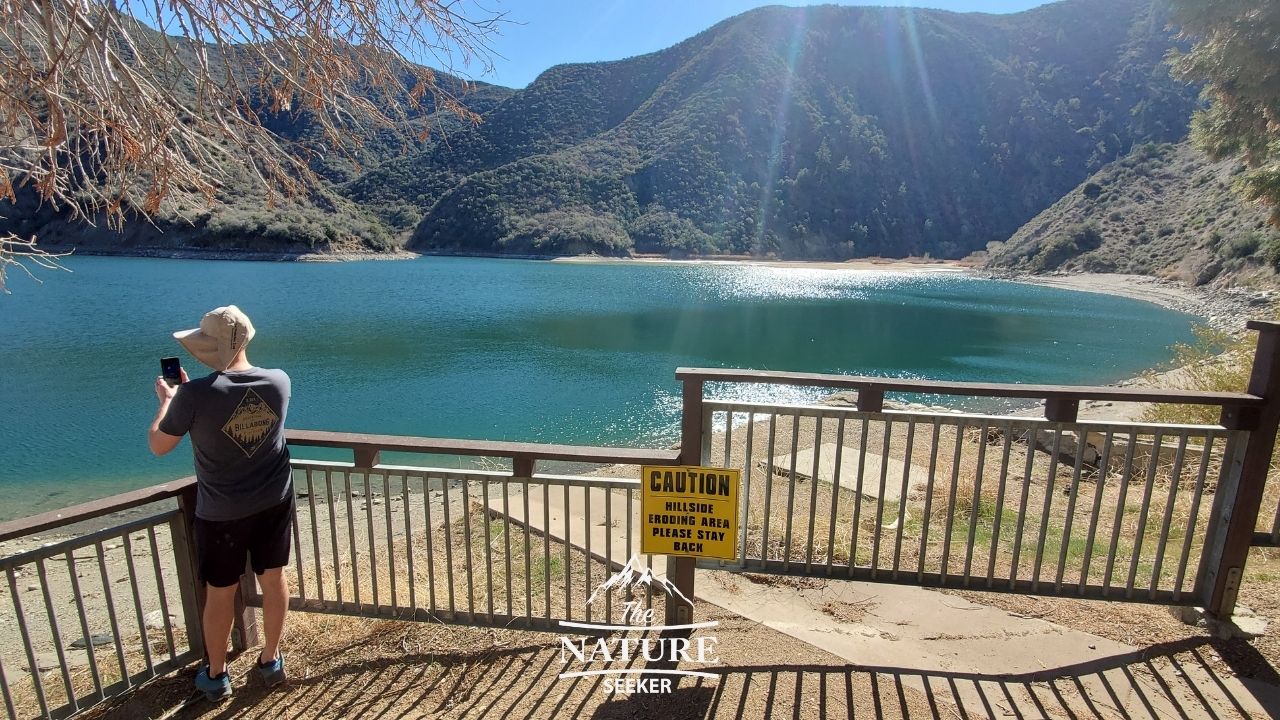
0, 256, 1200, 519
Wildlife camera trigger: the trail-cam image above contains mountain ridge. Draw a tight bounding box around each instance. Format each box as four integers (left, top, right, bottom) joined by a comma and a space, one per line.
2, 0, 1206, 263
985, 140, 1280, 286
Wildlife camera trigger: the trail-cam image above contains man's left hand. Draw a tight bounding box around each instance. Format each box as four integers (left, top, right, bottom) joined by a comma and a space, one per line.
154, 368, 189, 403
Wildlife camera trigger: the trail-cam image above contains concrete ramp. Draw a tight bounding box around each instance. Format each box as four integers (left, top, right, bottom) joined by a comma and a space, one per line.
767, 442, 929, 503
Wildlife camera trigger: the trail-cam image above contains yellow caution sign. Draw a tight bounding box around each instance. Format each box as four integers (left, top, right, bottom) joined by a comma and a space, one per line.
641, 465, 740, 561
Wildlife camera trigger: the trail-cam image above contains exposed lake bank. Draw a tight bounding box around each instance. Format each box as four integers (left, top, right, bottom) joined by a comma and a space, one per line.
991, 271, 1270, 333
28, 243, 1277, 330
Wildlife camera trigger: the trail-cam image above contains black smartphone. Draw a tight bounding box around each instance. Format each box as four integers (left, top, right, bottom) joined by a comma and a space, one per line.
160, 356, 183, 387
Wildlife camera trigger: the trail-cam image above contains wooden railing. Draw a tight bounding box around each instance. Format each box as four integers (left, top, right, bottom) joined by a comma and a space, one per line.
2, 321, 1279, 718
0, 434, 678, 720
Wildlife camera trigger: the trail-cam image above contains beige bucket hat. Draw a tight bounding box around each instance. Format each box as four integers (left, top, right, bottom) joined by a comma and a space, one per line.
173, 305, 255, 371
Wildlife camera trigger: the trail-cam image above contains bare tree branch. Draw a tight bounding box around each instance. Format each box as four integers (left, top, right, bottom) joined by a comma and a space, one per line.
0, 232, 70, 293
0, 0, 503, 261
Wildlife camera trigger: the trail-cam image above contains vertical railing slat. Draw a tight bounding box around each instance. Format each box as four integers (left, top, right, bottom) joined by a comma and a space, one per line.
383, 472, 397, 612
1150, 433, 1190, 597
962, 422, 988, 585
871, 418, 893, 578
1175, 433, 1216, 600
0, 653, 17, 720
423, 474, 438, 614
804, 415, 823, 572
404, 472, 417, 613
35, 557, 76, 713
918, 419, 942, 582
363, 471, 381, 609
344, 471, 360, 609
583, 482, 592, 623
782, 414, 800, 571
441, 474, 457, 617
522, 472, 533, 626
762, 414, 777, 567
848, 417, 870, 575
824, 415, 846, 573
7, 567, 48, 718
93, 542, 129, 689
145, 526, 178, 660
986, 421, 1015, 587
501, 478, 513, 619
1103, 431, 1139, 595
327, 469, 344, 608
306, 468, 324, 605
1009, 425, 1038, 589
64, 551, 103, 698
1030, 429, 1062, 591
481, 478, 494, 624
1054, 431, 1086, 592
741, 411, 756, 566
562, 482, 571, 621
544, 481, 553, 621
1079, 430, 1115, 592
120, 535, 156, 676
1126, 430, 1164, 599
940, 419, 967, 583
461, 478, 474, 619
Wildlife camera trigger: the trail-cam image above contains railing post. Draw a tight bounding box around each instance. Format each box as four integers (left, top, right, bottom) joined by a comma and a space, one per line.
354, 445, 381, 469
176, 481, 260, 655
232, 562, 261, 652
666, 377, 703, 626
172, 482, 206, 657
1203, 320, 1280, 618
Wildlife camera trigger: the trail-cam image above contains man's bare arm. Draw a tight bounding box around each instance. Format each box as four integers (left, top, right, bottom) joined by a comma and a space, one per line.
149, 369, 188, 456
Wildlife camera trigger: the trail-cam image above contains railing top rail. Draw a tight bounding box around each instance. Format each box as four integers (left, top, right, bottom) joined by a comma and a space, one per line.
0, 510, 181, 569
0, 476, 195, 544
701, 398, 1232, 432
676, 367, 1264, 407
285, 429, 681, 466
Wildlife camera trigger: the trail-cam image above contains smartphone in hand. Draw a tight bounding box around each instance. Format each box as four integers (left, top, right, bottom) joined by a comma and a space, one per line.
160, 357, 183, 387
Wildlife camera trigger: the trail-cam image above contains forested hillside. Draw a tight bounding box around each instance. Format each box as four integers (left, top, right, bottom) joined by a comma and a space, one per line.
2, 0, 1202, 259
0, 24, 514, 256
345, 0, 1199, 258
986, 141, 1280, 285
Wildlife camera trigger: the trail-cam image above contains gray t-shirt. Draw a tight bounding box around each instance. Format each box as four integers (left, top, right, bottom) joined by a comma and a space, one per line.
159, 367, 292, 521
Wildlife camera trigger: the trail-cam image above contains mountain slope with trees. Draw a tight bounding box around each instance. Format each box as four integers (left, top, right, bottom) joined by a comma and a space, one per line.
2, 0, 1202, 260
985, 141, 1280, 285
341, 0, 1200, 259
0, 16, 514, 257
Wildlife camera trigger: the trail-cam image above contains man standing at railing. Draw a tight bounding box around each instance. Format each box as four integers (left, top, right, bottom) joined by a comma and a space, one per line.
147, 305, 292, 702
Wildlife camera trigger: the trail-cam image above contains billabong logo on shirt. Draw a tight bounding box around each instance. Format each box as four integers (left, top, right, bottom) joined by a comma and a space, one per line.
221, 388, 279, 457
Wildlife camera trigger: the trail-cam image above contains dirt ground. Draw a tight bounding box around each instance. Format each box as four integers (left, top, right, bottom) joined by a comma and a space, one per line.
7, 394, 1280, 718
80, 603, 948, 720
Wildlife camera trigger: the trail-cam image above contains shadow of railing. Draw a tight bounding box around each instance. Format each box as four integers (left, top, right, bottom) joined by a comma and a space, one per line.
152, 635, 1278, 719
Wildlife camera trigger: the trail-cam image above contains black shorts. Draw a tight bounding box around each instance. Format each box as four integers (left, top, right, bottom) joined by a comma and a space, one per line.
194, 497, 294, 588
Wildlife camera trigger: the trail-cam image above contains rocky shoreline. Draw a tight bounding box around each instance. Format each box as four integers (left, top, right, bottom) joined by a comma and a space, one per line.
37, 245, 422, 263
981, 270, 1272, 333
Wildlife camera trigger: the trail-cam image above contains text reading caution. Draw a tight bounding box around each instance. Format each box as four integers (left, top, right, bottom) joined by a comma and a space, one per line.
640, 465, 740, 561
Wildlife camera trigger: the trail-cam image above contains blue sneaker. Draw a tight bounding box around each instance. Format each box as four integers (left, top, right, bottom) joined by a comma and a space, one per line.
256, 652, 286, 688
195, 665, 232, 702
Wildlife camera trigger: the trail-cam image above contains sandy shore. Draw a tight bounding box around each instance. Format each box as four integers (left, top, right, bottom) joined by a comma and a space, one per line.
997, 271, 1271, 332
552, 255, 969, 272
41, 246, 422, 263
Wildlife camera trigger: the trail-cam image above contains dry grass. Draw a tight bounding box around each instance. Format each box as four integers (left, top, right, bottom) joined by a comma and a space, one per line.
710, 411, 1222, 597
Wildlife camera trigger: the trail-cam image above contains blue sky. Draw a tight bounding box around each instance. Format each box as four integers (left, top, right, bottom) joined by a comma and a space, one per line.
464, 0, 1052, 88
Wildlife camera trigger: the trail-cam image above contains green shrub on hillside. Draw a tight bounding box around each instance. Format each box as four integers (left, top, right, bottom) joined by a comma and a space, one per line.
1223, 232, 1262, 260
1032, 223, 1103, 271
629, 208, 716, 254
1142, 325, 1250, 426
